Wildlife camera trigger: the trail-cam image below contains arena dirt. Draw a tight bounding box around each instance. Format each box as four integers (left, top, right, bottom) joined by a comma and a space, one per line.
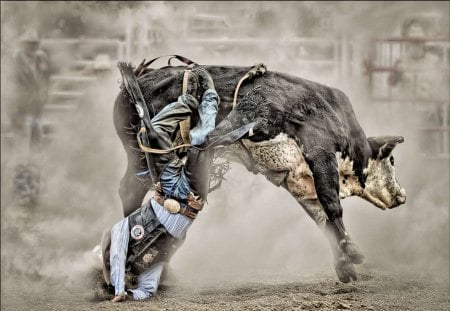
2, 266, 449, 310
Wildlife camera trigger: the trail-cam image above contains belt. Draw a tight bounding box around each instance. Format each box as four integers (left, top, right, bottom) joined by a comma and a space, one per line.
154, 183, 204, 220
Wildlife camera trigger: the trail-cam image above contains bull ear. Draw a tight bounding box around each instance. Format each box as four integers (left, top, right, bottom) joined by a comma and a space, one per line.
367, 136, 404, 159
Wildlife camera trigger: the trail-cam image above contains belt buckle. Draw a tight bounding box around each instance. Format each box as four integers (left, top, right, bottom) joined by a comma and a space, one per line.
163, 198, 181, 213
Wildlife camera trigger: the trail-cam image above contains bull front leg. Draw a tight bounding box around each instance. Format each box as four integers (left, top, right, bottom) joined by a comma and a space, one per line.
239, 134, 363, 282
299, 199, 358, 283
304, 151, 364, 270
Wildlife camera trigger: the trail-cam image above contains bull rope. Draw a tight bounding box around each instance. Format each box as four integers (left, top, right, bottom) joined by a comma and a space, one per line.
232, 63, 267, 110
137, 127, 191, 154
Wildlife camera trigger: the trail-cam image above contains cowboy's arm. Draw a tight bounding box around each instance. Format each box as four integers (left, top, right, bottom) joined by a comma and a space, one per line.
129, 262, 165, 300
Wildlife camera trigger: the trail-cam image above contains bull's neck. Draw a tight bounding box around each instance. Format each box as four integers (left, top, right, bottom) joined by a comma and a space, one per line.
346, 136, 372, 187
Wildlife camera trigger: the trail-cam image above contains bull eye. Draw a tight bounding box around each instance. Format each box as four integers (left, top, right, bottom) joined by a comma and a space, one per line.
390, 156, 395, 166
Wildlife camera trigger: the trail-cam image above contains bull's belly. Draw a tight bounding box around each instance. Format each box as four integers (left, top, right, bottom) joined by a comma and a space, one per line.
228, 133, 318, 201
226, 133, 357, 203
223, 132, 361, 227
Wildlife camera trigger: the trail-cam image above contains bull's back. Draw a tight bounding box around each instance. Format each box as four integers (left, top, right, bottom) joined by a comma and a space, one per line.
209, 66, 352, 128
133, 64, 349, 117
116, 64, 361, 153
212, 66, 352, 145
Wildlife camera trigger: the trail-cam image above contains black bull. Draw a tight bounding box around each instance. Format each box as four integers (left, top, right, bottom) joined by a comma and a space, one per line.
113, 64, 406, 283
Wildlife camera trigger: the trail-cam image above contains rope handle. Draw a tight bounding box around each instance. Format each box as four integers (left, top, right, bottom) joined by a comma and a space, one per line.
182, 68, 193, 95
232, 63, 267, 110
232, 73, 250, 110
178, 68, 193, 145
137, 127, 191, 154
135, 55, 198, 76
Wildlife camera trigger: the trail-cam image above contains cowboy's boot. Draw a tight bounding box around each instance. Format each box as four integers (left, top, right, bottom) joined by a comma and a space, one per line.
194, 67, 215, 91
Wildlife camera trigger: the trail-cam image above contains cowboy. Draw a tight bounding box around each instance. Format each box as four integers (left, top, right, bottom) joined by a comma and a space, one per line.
11, 30, 50, 145
103, 65, 258, 302
104, 67, 221, 302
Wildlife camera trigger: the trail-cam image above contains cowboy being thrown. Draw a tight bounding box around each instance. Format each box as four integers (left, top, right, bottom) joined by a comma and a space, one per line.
102, 65, 256, 302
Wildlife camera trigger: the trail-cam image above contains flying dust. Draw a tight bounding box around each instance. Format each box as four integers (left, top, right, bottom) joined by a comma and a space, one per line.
1, 1, 448, 310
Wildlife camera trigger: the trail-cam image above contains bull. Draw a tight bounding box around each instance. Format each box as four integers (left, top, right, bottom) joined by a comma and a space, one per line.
113, 62, 406, 283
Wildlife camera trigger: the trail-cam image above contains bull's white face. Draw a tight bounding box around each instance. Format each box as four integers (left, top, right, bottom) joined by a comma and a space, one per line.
362, 155, 406, 209
360, 137, 406, 209
337, 136, 406, 209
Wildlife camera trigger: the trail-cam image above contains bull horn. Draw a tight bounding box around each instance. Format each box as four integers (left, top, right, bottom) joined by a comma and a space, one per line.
367, 136, 404, 159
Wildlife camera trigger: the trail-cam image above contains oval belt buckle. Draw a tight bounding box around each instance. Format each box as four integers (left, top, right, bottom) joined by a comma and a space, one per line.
164, 198, 181, 213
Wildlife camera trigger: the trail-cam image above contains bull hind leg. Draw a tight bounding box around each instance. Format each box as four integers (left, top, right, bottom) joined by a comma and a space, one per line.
119, 166, 148, 217
114, 91, 151, 217
119, 145, 151, 217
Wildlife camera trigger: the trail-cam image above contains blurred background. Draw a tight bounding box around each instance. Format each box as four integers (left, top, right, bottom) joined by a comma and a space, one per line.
1, 0, 449, 297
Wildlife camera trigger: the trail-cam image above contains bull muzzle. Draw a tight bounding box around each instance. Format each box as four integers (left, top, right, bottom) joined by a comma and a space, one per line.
362, 187, 406, 210
388, 188, 406, 209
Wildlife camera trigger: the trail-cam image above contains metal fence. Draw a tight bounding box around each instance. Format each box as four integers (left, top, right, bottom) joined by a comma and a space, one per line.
366, 36, 450, 159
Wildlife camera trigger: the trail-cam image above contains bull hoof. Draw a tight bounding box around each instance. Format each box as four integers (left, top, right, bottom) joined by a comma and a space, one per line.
335, 259, 357, 283
340, 239, 364, 264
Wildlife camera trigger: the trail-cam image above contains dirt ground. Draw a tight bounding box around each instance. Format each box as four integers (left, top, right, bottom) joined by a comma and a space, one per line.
1, 152, 448, 311
1, 265, 449, 311
1, 171, 449, 311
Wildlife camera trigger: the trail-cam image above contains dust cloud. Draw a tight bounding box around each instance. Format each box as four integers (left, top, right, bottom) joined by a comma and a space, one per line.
1, 0, 448, 300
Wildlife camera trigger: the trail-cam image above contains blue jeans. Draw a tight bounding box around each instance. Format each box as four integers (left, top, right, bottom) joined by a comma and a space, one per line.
151, 89, 219, 199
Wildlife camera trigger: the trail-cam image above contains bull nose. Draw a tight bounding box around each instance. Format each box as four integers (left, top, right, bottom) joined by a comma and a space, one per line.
390, 188, 406, 208
395, 195, 406, 205
398, 188, 406, 202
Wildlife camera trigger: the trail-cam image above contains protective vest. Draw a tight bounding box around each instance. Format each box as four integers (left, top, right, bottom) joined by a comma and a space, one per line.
126, 201, 184, 275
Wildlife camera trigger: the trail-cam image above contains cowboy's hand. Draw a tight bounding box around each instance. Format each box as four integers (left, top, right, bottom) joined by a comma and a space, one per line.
247, 118, 267, 136
111, 294, 126, 303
